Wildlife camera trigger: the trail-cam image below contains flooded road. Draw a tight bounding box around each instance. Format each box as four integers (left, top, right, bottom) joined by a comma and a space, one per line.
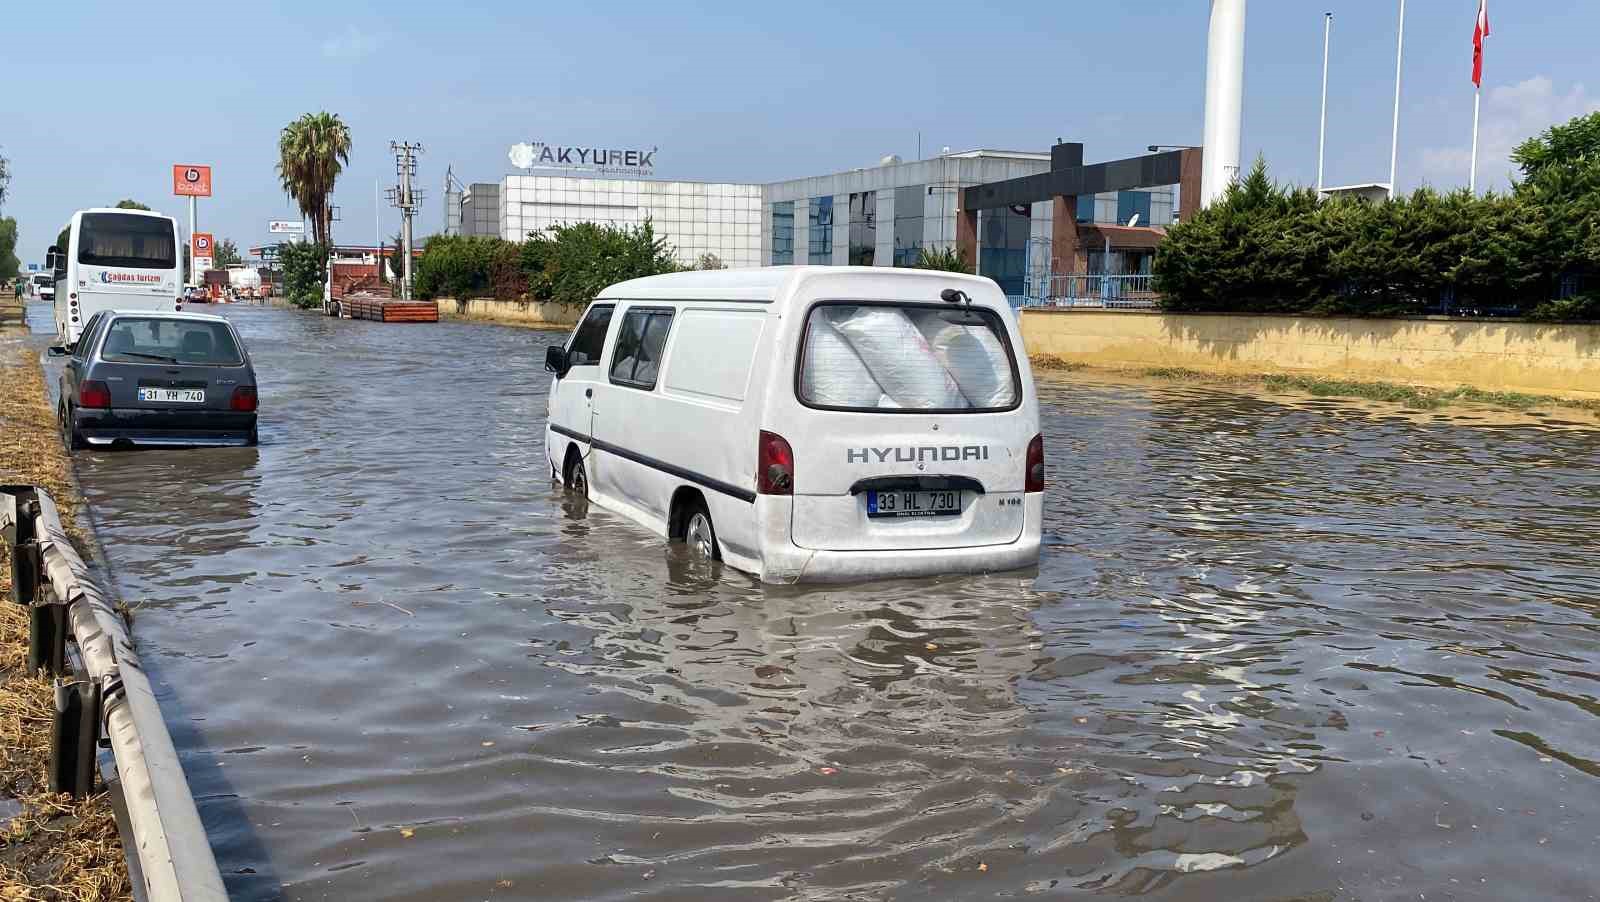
38, 304, 1600, 900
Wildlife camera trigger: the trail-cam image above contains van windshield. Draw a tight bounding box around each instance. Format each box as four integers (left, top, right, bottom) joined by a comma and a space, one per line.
798, 303, 1019, 412
32, 275, 51, 285
78, 213, 177, 269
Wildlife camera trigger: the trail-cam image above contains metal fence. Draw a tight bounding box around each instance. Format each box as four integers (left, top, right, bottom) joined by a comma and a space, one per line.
1021, 274, 1162, 309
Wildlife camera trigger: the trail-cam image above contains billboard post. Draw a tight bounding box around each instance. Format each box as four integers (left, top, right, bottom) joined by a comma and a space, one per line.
173, 165, 213, 286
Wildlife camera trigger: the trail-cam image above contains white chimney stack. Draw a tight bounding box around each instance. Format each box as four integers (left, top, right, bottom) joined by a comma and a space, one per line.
1201, 0, 1247, 207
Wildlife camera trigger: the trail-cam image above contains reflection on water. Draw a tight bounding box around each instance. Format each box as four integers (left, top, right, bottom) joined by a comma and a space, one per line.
59, 306, 1600, 901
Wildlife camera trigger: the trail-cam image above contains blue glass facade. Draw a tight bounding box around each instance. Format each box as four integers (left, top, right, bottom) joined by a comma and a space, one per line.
770, 201, 794, 265
892, 186, 926, 267
980, 206, 1029, 296
808, 197, 833, 265
1118, 191, 1152, 228
848, 192, 876, 266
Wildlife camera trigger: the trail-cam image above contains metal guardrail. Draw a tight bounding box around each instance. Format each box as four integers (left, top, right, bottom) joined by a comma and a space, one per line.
1021, 274, 1163, 309
2, 486, 227, 902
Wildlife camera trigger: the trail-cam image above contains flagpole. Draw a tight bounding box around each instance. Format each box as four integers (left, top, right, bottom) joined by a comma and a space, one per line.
1389, 0, 1405, 200
1317, 12, 1332, 195
1470, 87, 1481, 194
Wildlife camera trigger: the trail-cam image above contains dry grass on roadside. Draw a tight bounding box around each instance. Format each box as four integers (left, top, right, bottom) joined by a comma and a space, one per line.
1135, 365, 1600, 414
0, 341, 131, 901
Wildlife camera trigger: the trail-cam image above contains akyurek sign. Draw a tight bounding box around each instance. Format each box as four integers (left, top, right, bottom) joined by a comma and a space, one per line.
508, 142, 657, 176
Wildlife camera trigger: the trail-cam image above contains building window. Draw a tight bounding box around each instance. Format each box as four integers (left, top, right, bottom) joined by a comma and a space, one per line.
848, 192, 875, 265
1117, 191, 1153, 227
771, 201, 794, 265
1076, 195, 1095, 223
980, 206, 1029, 296
893, 185, 926, 267
808, 197, 833, 265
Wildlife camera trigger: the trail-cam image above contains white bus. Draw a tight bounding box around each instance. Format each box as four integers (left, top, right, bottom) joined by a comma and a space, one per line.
47, 208, 182, 344
544, 267, 1044, 584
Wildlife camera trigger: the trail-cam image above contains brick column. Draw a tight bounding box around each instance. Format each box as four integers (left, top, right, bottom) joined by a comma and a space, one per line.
1051, 195, 1079, 276
1178, 148, 1204, 222
956, 205, 978, 271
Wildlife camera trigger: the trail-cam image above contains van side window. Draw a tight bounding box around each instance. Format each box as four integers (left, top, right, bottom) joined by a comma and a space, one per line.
609, 309, 675, 390
566, 304, 614, 366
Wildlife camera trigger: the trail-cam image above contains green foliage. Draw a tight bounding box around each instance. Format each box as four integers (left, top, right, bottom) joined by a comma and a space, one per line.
213, 238, 242, 267
0, 148, 10, 212
913, 245, 975, 274
527, 220, 682, 307
114, 199, 151, 210
0, 217, 19, 283
1512, 111, 1600, 179
695, 252, 726, 270
276, 112, 352, 245
414, 220, 682, 306
279, 241, 328, 309
1154, 142, 1600, 318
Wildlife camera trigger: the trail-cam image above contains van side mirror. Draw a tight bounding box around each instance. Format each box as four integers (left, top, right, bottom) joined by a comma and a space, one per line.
545, 345, 570, 377
46, 346, 68, 358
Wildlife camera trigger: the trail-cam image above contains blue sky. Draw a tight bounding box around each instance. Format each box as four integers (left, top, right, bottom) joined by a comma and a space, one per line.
4, 1, 1597, 264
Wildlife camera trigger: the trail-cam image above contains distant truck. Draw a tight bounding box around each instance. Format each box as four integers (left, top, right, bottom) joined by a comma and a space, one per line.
203, 269, 230, 301
227, 265, 262, 299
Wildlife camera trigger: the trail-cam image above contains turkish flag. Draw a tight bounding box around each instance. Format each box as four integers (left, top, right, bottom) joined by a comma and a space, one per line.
1472, 0, 1490, 87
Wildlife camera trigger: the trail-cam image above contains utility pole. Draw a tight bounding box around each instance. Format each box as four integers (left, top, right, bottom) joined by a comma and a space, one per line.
1317, 12, 1332, 196
387, 142, 423, 301
1389, 0, 1406, 200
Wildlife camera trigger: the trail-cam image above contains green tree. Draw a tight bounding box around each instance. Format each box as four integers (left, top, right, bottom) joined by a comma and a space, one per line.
276, 112, 352, 245
0, 148, 11, 213
912, 246, 974, 274
526, 220, 681, 307
0, 218, 20, 283
1512, 111, 1600, 179
279, 241, 329, 308
213, 238, 242, 267
114, 199, 151, 210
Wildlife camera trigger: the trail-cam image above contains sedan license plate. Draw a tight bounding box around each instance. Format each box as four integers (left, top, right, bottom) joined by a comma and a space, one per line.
867, 490, 961, 519
138, 388, 204, 403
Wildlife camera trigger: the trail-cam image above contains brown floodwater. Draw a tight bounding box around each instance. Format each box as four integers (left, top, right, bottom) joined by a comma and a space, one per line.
37, 304, 1600, 900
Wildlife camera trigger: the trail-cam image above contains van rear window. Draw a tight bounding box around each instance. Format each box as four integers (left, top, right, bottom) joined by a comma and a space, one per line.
797, 303, 1019, 412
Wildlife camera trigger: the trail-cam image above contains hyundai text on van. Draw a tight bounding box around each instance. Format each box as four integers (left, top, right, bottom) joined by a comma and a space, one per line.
543, 267, 1043, 584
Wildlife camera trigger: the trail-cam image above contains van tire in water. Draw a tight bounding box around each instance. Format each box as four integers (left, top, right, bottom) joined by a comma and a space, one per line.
565, 453, 589, 498
681, 499, 720, 561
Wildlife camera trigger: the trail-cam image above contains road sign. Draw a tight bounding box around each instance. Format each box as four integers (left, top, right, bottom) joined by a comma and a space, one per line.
27, 263, 39, 272
173, 164, 212, 197
194, 256, 214, 272
192, 233, 213, 257
268, 220, 304, 235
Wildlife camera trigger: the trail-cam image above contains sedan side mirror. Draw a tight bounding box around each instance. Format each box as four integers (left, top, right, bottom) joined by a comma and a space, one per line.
544, 345, 570, 377
46, 346, 69, 357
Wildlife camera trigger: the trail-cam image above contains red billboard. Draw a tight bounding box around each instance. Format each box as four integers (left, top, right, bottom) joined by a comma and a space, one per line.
173, 165, 212, 197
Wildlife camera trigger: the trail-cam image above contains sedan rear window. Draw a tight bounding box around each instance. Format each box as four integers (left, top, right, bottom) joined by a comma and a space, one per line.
798, 303, 1019, 411
101, 318, 243, 366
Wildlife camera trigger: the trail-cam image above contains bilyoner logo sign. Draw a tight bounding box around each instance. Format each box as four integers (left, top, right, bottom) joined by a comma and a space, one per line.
509, 141, 657, 176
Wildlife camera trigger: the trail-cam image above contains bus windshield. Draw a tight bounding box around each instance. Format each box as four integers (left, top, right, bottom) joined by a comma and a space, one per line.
77, 212, 177, 269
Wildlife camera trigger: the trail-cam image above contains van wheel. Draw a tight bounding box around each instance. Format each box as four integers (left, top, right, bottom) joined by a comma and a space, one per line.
567, 456, 589, 498
683, 501, 720, 561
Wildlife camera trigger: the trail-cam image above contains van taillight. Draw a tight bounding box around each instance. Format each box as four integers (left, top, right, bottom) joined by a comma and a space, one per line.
1025, 433, 1044, 493
80, 381, 111, 409
230, 386, 258, 412
758, 430, 794, 495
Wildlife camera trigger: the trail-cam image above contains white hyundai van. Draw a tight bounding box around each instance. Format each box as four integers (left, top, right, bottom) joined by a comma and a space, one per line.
544, 266, 1042, 584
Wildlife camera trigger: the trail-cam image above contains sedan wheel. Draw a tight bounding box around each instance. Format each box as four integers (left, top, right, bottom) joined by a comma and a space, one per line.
59, 404, 85, 451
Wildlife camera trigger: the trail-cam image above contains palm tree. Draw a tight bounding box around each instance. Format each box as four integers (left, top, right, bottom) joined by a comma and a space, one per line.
276, 112, 352, 245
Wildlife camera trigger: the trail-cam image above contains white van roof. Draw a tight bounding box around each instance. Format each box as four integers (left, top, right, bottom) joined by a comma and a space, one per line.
600, 266, 1000, 304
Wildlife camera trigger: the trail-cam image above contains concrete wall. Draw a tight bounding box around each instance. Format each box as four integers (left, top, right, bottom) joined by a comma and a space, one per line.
1021, 308, 1600, 400
439, 297, 581, 329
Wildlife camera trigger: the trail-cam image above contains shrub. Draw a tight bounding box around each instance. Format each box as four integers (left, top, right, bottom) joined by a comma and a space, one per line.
525, 220, 681, 307
913, 246, 974, 274
413, 235, 520, 300
279, 241, 328, 308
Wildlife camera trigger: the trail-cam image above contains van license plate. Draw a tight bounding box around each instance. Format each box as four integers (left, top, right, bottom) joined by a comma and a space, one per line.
138, 388, 204, 403
867, 490, 961, 519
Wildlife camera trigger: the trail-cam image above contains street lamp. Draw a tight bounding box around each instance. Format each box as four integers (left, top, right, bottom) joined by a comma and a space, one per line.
1147, 145, 1196, 152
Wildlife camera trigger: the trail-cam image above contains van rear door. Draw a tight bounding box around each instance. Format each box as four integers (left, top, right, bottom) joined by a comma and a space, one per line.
786, 302, 1031, 553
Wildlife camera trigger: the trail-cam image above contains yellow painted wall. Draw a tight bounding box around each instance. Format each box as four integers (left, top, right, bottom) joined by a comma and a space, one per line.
1021, 309, 1600, 400
439, 298, 581, 329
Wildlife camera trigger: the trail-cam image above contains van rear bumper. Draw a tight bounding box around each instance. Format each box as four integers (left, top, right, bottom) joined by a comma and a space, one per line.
759, 494, 1043, 584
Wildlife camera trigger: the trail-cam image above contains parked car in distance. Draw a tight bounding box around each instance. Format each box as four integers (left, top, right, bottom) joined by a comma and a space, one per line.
50, 310, 258, 448
543, 266, 1043, 584
184, 286, 209, 304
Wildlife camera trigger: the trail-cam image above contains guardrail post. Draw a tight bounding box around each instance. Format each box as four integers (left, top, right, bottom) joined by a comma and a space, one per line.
50, 678, 101, 797
29, 590, 67, 676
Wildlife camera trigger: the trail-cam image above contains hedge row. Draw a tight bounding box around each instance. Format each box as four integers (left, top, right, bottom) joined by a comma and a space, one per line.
413, 221, 682, 306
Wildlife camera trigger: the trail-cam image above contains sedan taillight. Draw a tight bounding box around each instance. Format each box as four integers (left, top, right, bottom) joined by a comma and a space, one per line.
757, 430, 794, 495
1025, 433, 1045, 493
79, 380, 111, 409
230, 386, 258, 412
